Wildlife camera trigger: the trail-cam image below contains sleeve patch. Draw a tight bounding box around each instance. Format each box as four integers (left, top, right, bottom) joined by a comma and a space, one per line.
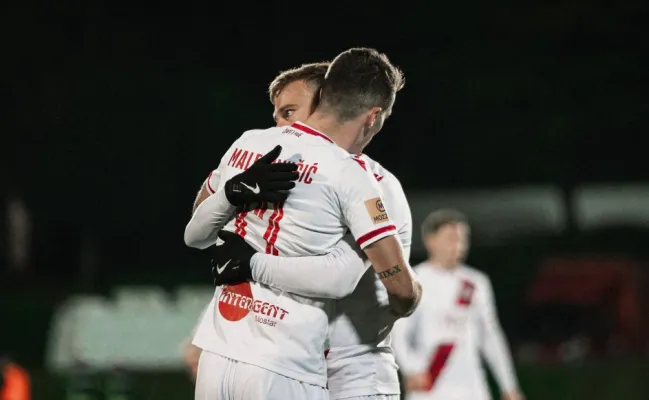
364, 197, 390, 225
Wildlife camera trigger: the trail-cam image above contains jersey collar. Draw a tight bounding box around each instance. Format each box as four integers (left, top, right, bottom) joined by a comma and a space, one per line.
291, 122, 335, 144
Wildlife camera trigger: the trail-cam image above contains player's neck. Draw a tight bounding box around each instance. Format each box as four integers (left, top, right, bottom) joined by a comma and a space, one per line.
304, 113, 363, 154
429, 257, 459, 270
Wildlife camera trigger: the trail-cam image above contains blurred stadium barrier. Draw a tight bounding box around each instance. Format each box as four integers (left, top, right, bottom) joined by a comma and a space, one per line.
46, 286, 214, 372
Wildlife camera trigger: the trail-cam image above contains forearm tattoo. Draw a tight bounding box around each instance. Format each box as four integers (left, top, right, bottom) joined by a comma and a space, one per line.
376, 265, 402, 279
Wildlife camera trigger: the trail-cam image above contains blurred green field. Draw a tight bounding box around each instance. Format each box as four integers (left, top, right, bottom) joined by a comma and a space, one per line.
28, 361, 649, 400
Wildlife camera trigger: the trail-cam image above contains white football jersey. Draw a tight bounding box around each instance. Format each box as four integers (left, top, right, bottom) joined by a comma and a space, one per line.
392, 263, 519, 400
192, 122, 398, 387
326, 155, 412, 399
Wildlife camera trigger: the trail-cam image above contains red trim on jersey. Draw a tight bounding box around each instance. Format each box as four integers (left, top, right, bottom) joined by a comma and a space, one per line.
426, 343, 455, 391
234, 211, 249, 237
291, 122, 334, 143
353, 154, 380, 178
267, 204, 284, 255
206, 171, 215, 193
352, 157, 367, 171
253, 201, 268, 219
262, 202, 285, 255
356, 224, 396, 247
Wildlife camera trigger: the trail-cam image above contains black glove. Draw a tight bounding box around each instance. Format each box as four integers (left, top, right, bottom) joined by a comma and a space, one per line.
211, 231, 257, 286
224, 145, 298, 207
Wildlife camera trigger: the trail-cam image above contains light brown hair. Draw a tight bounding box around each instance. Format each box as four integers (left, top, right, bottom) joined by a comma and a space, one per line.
268, 62, 329, 105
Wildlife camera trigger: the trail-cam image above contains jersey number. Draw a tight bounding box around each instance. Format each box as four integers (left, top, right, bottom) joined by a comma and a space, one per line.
233, 201, 285, 255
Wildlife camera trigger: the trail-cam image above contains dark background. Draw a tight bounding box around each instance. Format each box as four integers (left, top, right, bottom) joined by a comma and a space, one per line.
1, 1, 648, 398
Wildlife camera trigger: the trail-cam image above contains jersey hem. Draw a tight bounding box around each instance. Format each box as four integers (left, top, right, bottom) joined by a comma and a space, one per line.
193, 343, 327, 388
329, 383, 401, 400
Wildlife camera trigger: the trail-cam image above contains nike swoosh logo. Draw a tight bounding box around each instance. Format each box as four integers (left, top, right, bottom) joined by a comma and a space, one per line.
216, 260, 230, 275
241, 182, 260, 194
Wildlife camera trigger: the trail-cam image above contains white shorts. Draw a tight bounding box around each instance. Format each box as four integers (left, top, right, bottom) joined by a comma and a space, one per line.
195, 350, 328, 400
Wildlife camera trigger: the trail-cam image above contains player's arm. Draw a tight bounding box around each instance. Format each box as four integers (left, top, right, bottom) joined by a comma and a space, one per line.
240, 175, 413, 299
220, 221, 410, 300
193, 184, 211, 213
250, 225, 411, 300
184, 145, 299, 249
192, 170, 220, 213
477, 276, 522, 399
211, 230, 368, 298
379, 172, 417, 307
250, 234, 368, 298
364, 237, 421, 317
339, 162, 421, 318
184, 164, 236, 249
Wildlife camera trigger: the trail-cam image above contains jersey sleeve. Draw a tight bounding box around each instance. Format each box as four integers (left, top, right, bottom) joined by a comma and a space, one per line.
381, 173, 413, 257
204, 168, 222, 194
250, 234, 368, 299
477, 274, 520, 393
336, 160, 397, 249
183, 140, 242, 249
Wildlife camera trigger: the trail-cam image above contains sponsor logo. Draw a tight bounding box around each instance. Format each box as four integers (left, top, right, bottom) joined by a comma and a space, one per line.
376, 199, 385, 212
456, 280, 475, 307
241, 182, 260, 194
365, 197, 389, 225
218, 282, 289, 324
214, 259, 230, 275
281, 127, 303, 137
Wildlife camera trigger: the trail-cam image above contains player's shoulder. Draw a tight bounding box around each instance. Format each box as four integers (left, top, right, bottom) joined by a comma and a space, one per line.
328, 153, 375, 185
236, 126, 281, 142
459, 264, 491, 284
412, 261, 431, 275
358, 154, 399, 185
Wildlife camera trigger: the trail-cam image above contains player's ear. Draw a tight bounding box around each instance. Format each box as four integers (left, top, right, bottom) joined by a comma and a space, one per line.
309, 87, 323, 114
366, 107, 382, 129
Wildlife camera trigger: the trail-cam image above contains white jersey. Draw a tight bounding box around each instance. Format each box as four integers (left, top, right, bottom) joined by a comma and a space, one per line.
326, 155, 412, 399
192, 122, 398, 387
392, 263, 519, 400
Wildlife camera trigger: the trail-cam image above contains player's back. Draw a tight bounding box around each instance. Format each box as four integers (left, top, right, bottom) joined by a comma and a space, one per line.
221, 123, 357, 257
200, 122, 397, 388
326, 155, 412, 399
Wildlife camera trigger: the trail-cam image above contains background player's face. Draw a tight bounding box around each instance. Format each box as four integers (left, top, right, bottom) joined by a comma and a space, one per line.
424, 222, 470, 266
273, 80, 316, 127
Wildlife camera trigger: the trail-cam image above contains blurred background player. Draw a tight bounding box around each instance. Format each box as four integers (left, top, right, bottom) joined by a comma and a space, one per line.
392, 209, 523, 400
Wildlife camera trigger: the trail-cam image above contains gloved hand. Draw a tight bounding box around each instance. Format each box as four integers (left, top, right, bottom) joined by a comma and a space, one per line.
211, 231, 257, 286
224, 145, 298, 207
